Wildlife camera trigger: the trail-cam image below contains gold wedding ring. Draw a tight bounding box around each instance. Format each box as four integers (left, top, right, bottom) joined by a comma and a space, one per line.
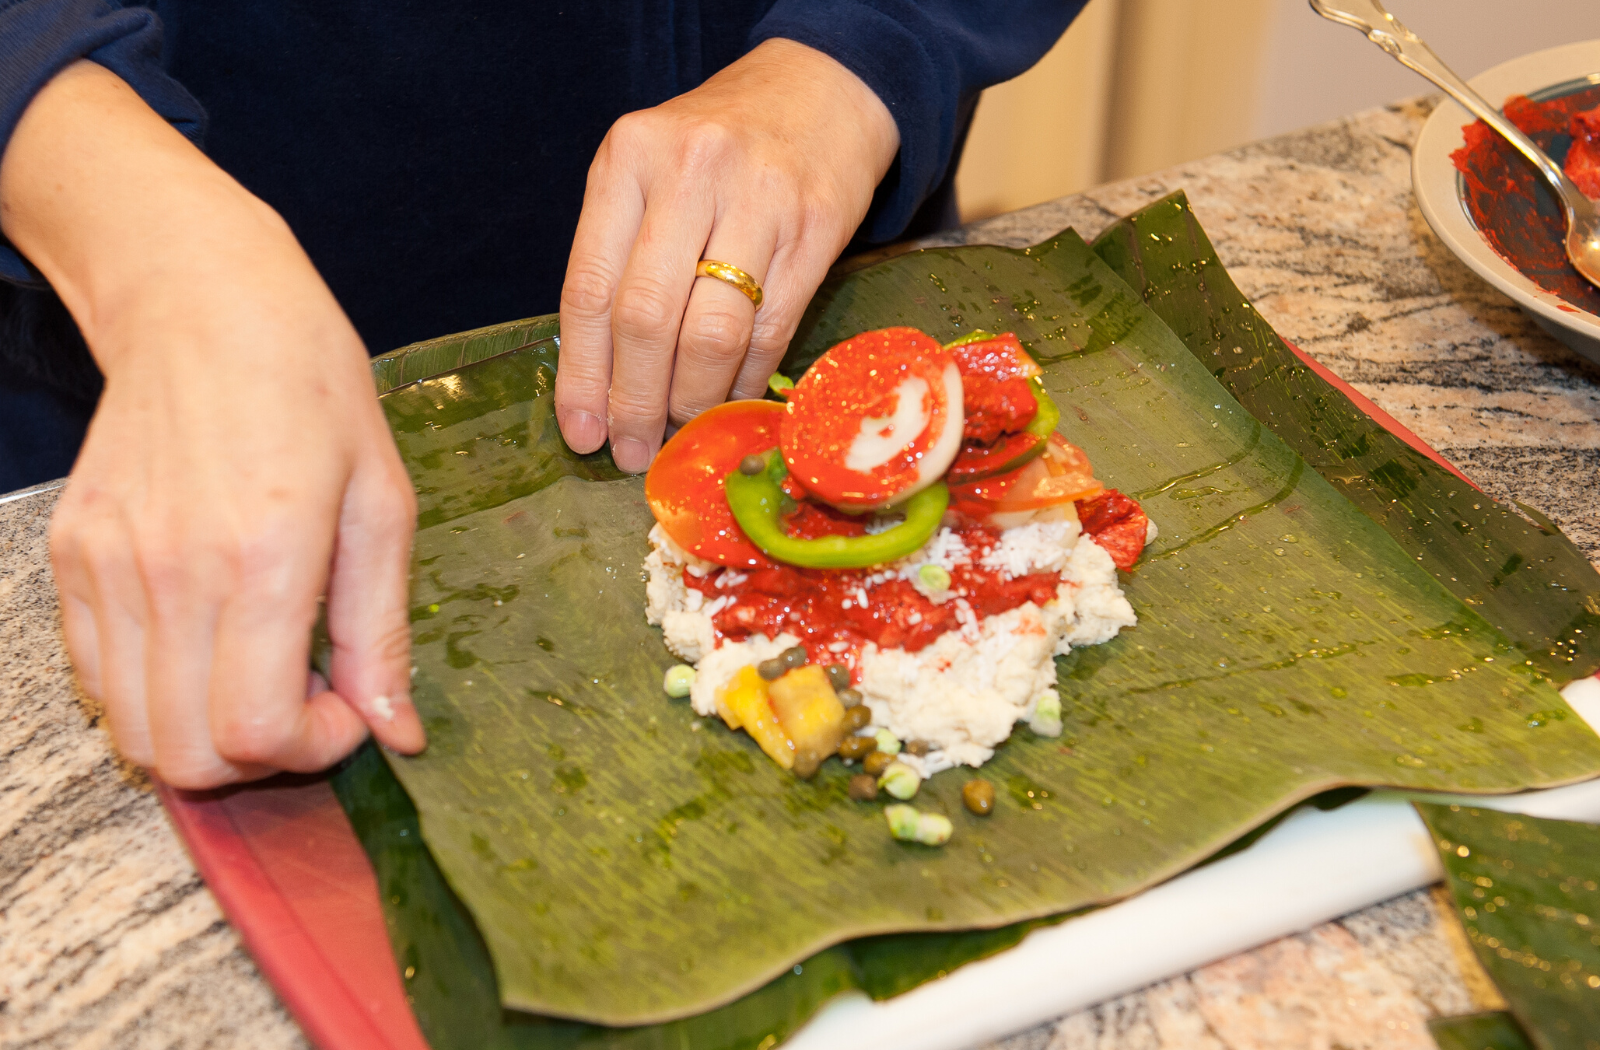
695, 259, 764, 309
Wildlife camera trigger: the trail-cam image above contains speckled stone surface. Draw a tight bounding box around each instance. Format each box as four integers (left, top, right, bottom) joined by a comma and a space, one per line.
3, 97, 1595, 1049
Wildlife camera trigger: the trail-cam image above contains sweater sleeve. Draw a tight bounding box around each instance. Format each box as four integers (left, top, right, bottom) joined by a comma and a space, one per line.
0, 0, 205, 283
751, 0, 1088, 243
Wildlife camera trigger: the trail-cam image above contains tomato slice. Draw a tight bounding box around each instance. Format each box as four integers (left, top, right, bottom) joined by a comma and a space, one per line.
644, 400, 781, 568
780, 327, 964, 510
951, 434, 1102, 515
945, 431, 1046, 484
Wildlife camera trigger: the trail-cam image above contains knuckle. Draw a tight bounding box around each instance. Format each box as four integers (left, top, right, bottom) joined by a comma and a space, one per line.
611, 281, 678, 343
680, 305, 749, 362
560, 264, 617, 321
212, 712, 292, 768
157, 759, 238, 792
607, 385, 668, 432
677, 121, 737, 170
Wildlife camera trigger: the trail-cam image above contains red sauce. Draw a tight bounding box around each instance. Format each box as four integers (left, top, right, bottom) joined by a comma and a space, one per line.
1077, 489, 1148, 571
948, 334, 1040, 444
683, 522, 1062, 678
1569, 105, 1600, 199
1450, 86, 1600, 315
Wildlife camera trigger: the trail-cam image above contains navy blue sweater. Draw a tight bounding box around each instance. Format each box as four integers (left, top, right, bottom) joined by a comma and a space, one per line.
0, 0, 1085, 488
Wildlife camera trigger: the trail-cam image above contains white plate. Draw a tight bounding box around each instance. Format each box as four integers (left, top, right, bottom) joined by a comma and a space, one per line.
782, 677, 1600, 1050
1412, 39, 1600, 365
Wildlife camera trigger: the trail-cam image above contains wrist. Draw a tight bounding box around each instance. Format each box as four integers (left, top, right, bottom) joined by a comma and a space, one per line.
0, 62, 340, 376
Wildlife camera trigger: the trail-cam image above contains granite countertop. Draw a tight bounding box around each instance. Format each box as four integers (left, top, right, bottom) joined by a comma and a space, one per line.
3, 97, 1597, 1050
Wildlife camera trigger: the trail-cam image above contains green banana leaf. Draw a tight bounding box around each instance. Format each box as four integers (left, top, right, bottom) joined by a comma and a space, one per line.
367, 208, 1600, 1025
1429, 1012, 1536, 1050
1092, 192, 1600, 681
332, 740, 1074, 1050
1419, 803, 1600, 1050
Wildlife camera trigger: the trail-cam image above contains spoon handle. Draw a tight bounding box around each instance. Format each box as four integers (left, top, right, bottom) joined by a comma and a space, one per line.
1309, 0, 1584, 210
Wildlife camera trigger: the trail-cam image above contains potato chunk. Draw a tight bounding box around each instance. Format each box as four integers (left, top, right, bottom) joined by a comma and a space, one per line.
767, 664, 847, 778
716, 665, 796, 770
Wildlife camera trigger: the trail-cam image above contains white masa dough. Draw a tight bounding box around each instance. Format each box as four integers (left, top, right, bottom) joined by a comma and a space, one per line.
644, 516, 1139, 778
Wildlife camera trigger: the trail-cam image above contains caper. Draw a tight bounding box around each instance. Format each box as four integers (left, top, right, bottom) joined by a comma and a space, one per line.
738, 454, 766, 476
848, 773, 879, 801
837, 687, 864, 708
863, 750, 894, 776
903, 738, 931, 757
825, 664, 851, 690
792, 753, 821, 779
837, 735, 877, 760
841, 705, 872, 733
962, 778, 996, 816
757, 658, 785, 680
780, 645, 809, 670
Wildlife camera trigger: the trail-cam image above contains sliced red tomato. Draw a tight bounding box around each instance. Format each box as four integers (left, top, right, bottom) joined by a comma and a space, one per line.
949, 434, 1103, 520
945, 430, 1046, 484
780, 327, 964, 510
1076, 489, 1149, 570
644, 400, 781, 568
947, 333, 1041, 444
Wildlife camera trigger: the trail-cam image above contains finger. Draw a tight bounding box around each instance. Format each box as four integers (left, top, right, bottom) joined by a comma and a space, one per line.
557, 141, 646, 455
667, 216, 778, 424
728, 236, 841, 400
143, 549, 273, 789
52, 513, 157, 765
606, 179, 715, 472
324, 454, 425, 754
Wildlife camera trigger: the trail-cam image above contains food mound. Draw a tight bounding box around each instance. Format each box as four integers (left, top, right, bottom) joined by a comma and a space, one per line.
643, 328, 1153, 836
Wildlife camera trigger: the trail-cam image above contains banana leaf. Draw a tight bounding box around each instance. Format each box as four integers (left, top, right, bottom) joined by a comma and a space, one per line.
367, 214, 1600, 1026
1091, 192, 1600, 681
1429, 1012, 1536, 1050
1419, 803, 1600, 1050
332, 740, 1073, 1050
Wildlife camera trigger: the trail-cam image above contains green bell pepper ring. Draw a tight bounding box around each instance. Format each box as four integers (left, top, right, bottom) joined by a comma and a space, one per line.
1026, 376, 1061, 439
725, 453, 949, 569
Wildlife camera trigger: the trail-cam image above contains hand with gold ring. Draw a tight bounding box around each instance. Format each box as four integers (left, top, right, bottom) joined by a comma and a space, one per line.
554, 38, 900, 474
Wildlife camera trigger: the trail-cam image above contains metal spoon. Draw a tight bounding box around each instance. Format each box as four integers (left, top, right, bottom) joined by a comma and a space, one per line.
1310, 0, 1600, 290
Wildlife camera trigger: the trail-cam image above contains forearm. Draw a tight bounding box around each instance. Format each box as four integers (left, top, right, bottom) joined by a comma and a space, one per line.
0, 60, 315, 371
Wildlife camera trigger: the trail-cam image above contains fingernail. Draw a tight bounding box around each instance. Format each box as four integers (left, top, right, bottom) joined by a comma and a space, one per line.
612, 437, 652, 474
562, 410, 606, 453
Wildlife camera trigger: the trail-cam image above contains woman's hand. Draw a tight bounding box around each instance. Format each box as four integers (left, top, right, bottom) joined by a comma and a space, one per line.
1, 62, 425, 788
554, 39, 900, 473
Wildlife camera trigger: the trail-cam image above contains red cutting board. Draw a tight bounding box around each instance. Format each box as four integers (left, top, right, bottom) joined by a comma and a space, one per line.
153, 344, 1479, 1050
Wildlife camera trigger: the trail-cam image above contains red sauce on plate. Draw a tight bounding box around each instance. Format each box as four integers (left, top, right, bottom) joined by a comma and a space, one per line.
1450, 85, 1600, 316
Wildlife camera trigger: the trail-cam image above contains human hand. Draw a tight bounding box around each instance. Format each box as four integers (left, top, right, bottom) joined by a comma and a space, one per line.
555, 38, 900, 473
0, 63, 425, 788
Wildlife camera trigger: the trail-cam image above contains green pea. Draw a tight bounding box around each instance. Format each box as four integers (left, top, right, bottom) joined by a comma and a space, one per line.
662, 664, 696, 698
878, 761, 920, 800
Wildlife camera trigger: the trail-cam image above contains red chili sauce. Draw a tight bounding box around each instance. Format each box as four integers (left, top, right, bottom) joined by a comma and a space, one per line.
682, 487, 1148, 680
1450, 85, 1600, 315
683, 521, 1062, 681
